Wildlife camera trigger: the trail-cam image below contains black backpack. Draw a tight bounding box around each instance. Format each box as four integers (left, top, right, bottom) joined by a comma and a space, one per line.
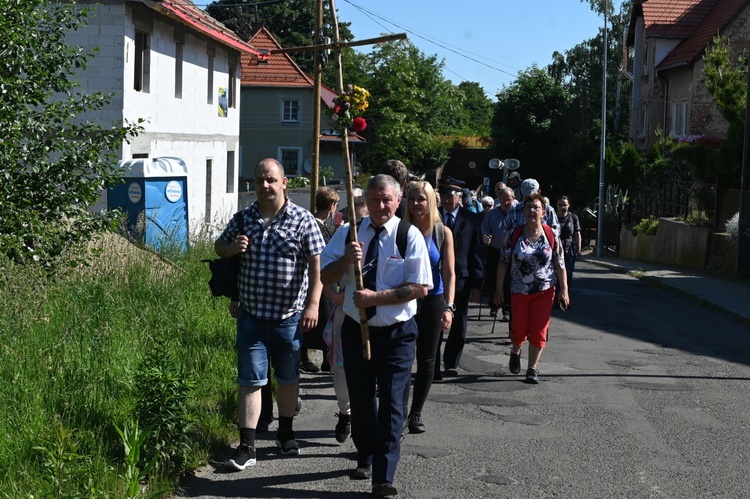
202, 211, 244, 300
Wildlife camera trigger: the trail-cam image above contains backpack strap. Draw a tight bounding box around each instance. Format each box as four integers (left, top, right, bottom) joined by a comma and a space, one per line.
509, 225, 524, 250
233, 210, 244, 229
542, 223, 556, 251
433, 221, 445, 252
510, 224, 556, 250
395, 218, 411, 258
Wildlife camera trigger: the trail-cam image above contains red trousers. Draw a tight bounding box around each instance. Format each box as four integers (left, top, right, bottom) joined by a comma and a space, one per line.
510, 287, 555, 349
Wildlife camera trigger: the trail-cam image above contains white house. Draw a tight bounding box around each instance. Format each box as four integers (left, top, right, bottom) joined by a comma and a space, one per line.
67, 0, 266, 240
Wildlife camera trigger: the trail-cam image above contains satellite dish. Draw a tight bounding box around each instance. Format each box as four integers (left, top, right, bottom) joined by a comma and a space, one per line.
505, 158, 520, 171
303, 157, 312, 173
488, 158, 503, 170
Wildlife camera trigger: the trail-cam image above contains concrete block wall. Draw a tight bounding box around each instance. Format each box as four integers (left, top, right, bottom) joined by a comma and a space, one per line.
69, 2, 242, 237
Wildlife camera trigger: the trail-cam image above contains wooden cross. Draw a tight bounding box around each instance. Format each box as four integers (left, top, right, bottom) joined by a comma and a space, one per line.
270, 0, 406, 359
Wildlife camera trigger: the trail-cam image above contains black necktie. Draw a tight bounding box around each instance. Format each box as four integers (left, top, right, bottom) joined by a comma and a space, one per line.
362, 225, 385, 320
445, 212, 455, 230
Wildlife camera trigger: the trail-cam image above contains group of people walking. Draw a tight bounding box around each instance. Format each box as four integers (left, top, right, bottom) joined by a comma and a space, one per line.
214, 157, 581, 496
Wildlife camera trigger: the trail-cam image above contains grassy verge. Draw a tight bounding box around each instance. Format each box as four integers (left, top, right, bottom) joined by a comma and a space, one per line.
0, 235, 239, 497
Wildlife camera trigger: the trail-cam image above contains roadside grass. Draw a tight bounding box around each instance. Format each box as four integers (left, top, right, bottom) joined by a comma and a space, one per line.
0, 235, 239, 497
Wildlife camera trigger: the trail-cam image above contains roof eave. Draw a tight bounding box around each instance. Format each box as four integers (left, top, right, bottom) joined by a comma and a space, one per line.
143, 1, 268, 61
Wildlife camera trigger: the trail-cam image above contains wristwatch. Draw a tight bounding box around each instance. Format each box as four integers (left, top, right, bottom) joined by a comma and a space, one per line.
445, 302, 456, 313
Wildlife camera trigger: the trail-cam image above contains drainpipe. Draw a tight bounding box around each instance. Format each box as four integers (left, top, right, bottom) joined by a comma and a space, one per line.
659, 73, 669, 135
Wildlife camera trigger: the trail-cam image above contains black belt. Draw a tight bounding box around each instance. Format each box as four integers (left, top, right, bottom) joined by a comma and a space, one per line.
367, 321, 405, 333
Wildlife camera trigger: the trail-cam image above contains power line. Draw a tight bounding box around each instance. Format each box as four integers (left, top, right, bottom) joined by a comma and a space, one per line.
341, 0, 521, 80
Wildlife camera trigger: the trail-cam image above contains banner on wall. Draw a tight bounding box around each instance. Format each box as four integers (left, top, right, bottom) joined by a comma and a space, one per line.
218, 87, 227, 117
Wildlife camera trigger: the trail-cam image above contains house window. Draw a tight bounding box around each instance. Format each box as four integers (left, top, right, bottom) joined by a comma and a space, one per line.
278, 147, 302, 175
207, 54, 215, 105
282, 100, 300, 123
228, 63, 237, 109
175, 41, 184, 99
205, 159, 213, 225
637, 104, 648, 138
226, 151, 235, 194
670, 101, 687, 138
134, 30, 150, 92
680, 102, 687, 137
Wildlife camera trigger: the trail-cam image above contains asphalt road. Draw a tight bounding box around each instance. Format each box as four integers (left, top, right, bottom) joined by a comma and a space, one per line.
175, 261, 750, 499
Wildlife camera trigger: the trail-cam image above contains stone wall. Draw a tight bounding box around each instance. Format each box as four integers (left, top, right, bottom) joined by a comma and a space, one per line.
619, 217, 736, 273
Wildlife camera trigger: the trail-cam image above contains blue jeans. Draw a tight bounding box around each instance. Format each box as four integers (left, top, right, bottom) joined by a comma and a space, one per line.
236, 307, 302, 386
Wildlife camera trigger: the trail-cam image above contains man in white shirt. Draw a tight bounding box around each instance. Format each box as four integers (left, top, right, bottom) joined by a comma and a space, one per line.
320, 174, 432, 497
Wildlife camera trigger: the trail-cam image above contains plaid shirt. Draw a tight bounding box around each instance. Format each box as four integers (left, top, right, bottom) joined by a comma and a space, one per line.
219, 200, 325, 320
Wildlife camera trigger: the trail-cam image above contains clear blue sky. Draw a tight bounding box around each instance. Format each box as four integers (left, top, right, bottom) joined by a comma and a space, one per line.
334, 0, 606, 97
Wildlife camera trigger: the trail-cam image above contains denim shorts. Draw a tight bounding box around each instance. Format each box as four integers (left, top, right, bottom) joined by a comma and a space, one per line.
236, 307, 302, 387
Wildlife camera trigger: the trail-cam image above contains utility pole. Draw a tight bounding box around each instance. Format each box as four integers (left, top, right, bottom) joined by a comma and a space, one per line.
738, 57, 750, 276
596, 1, 608, 257
309, 0, 323, 209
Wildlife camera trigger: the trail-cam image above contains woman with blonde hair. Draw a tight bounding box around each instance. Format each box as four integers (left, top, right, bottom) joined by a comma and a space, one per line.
402, 180, 456, 433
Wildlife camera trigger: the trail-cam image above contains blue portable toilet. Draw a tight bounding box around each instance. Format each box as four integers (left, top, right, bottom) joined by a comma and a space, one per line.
108, 157, 190, 252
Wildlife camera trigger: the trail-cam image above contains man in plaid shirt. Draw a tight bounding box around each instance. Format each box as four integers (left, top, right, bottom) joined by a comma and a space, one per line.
215, 158, 325, 470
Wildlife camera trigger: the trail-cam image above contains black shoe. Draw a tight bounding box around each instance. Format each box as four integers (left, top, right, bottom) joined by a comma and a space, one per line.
525, 367, 539, 384
509, 352, 521, 374
351, 465, 372, 480
225, 445, 256, 471
300, 359, 320, 373
276, 430, 300, 455
335, 412, 351, 443
489, 306, 499, 317
501, 311, 510, 322
408, 412, 425, 434
433, 370, 443, 382
444, 367, 459, 377
372, 482, 398, 496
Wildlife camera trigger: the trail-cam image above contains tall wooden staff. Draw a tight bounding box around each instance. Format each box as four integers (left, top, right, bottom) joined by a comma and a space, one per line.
269, 3, 405, 359
328, 0, 371, 360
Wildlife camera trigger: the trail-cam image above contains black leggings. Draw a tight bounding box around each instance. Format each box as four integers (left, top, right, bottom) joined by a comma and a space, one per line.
403, 294, 446, 416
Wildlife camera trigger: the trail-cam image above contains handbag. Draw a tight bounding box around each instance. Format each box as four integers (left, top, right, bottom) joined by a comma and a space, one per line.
202, 211, 244, 300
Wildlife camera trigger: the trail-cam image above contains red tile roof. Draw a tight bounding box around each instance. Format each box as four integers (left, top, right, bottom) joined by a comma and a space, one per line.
641, 0, 709, 38
240, 27, 339, 109
634, 0, 750, 71
241, 27, 312, 87
657, 0, 749, 70
143, 0, 265, 58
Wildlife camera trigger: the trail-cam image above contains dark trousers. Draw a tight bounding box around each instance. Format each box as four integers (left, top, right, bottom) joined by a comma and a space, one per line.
439, 283, 471, 371
484, 247, 500, 307
402, 294, 445, 417
341, 316, 417, 484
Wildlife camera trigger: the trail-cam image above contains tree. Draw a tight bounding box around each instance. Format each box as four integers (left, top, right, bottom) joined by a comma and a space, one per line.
205, 0, 353, 84
454, 82, 494, 136
0, 1, 141, 267
491, 66, 578, 199
701, 34, 746, 179
354, 40, 457, 174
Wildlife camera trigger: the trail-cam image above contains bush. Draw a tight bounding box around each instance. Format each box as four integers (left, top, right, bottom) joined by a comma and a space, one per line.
681, 210, 711, 227
725, 212, 740, 240
632, 216, 659, 235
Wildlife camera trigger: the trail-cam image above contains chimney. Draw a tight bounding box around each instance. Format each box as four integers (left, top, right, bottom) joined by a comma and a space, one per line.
251, 22, 265, 36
